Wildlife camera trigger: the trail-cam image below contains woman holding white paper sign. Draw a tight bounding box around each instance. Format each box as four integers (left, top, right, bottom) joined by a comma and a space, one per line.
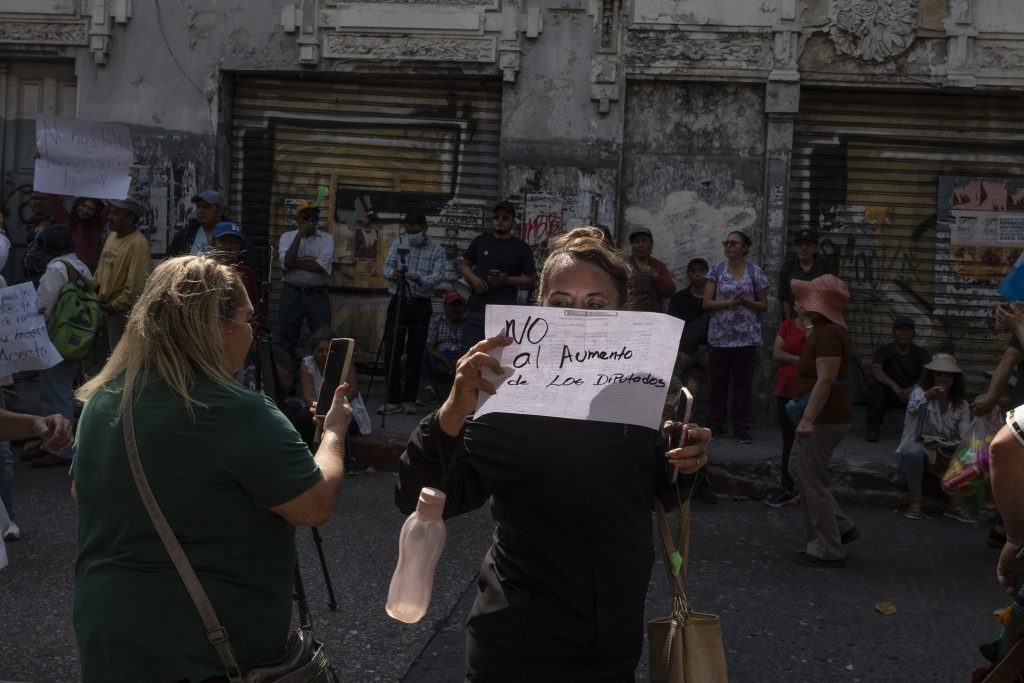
396, 227, 711, 681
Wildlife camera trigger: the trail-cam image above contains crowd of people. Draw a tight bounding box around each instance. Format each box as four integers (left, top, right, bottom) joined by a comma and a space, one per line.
4, 183, 1024, 680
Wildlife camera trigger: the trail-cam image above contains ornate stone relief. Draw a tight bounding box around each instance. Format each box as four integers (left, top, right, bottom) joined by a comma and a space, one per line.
627, 31, 771, 70
827, 0, 918, 64
283, 0, 527, 78
0, 21, 87, 45
323, 34, 496, 62
979, 44, 1024, 71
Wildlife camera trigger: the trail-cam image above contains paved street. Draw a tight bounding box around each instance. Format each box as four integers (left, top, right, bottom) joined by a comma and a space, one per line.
0, 452, 1011, 683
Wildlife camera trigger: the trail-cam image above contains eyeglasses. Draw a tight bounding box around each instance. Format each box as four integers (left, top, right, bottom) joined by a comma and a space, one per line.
492, 214, 513, 222
722, 240, 743, 247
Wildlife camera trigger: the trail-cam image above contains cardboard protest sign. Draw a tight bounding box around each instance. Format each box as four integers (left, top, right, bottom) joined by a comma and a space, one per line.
34, 115, 134, 200
474, 305, 684, 430
0, 283, 63, 376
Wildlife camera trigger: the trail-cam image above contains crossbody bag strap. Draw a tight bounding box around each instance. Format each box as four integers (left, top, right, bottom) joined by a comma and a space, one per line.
654, 499, 687, 598
122, 390, 246, 683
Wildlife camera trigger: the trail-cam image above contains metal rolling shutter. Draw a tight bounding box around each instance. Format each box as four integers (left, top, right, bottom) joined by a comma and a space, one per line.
228, 74, 502, 359
789, 87, 1024, 387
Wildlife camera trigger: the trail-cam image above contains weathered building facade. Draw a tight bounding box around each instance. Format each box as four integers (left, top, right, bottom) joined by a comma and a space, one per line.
2, 0, 1024, 401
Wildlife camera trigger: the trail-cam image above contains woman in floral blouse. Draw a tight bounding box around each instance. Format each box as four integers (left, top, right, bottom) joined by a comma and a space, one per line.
703, 230, 769, 444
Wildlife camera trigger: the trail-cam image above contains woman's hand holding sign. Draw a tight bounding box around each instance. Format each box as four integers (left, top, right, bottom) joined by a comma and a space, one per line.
438, 335, 513, 437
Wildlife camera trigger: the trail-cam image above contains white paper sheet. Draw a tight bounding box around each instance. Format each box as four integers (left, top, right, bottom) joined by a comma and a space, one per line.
33, 115, 134, 200
474, 305, 684, 429
0, 283, 63, 376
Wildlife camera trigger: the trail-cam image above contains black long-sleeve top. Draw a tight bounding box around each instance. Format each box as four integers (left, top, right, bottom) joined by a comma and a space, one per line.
395, 410, 694, 680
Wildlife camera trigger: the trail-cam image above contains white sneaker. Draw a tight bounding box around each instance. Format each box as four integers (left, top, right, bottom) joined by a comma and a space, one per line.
3, 521, 20, 541
403, 402, 417, 415
376, 403, 402, 415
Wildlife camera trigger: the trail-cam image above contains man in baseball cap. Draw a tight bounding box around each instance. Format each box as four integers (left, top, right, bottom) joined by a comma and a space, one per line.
866, 315, 932, 442
779, 228, 833, 319
457, 198, 537, 352
168, 189, 228, 257
422, 288, 467, 404
628, 226, 675, 312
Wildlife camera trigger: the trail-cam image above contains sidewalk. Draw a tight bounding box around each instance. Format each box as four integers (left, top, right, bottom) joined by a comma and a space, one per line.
352, 376, 916, 510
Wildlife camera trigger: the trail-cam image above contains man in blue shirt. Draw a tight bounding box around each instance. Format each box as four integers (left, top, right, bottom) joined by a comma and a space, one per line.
379, 212, 446, 415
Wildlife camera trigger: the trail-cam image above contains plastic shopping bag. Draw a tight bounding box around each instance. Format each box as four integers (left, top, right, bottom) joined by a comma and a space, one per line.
941, 417, 998, 519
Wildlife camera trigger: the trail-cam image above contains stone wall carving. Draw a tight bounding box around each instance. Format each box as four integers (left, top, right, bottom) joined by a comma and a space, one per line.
323, 34, 497, 62
322, 0, 496, 5
827, 0, 918, 63
0, 20, 87, 44
627, 31, 771, 69
979, 44, 1024, 71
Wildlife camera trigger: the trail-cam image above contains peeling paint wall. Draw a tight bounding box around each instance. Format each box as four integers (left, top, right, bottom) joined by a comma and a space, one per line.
621, 82, 766, 283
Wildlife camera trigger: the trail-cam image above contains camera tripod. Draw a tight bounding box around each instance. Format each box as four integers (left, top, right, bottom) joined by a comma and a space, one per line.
366, 247, 413, 429
256, 245, 338, 611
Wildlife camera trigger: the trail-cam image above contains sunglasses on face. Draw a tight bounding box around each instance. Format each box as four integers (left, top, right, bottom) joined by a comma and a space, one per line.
722, 240, 743, 247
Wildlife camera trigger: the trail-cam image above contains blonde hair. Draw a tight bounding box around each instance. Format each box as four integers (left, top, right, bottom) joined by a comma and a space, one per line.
536, 226, 635, 308
76, 255, 245, 415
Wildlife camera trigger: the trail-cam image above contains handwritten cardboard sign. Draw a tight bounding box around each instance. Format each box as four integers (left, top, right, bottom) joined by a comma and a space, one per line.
474, 305, 684, 429
0, 284, 62, 376
34, 115, 134, 199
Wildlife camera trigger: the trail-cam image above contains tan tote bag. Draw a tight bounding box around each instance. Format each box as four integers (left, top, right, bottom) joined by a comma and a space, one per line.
648, 499, 728, 683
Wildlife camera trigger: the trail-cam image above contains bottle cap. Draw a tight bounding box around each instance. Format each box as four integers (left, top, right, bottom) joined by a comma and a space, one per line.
417, 487, 446, 521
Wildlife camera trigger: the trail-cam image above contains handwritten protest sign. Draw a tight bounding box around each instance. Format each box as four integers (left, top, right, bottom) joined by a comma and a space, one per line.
34, 115, 134, 199
475, 305, 684, 430
0, 284, 62, 376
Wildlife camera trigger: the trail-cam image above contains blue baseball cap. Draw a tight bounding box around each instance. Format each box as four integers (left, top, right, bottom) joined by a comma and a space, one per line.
212, 221, 244, 240
191, 190, 226, 209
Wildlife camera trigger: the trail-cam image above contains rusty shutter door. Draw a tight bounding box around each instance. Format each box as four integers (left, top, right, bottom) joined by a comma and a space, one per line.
788, 87, 1024, 388
228, 74, 502, 359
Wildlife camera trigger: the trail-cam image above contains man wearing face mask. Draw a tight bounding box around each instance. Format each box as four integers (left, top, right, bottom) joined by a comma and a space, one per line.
379, 212, 446, 416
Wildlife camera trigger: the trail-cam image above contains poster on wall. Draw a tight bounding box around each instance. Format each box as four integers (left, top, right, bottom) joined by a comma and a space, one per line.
937, 172, 1024, 319
937, 176, 1024, 284
33, 116, 135, 200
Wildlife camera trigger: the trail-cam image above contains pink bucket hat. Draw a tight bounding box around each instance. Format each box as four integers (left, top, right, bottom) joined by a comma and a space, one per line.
791, 274, 850, 328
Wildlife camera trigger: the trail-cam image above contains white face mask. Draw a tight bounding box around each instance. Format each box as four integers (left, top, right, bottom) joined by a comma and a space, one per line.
407, 232, 426, 247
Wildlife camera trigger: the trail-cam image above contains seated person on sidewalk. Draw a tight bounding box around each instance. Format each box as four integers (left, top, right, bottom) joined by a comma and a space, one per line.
895, 353, 971, 522
293, 327, 371, 454
866, 316, 931, 442
421, 290, 465, 405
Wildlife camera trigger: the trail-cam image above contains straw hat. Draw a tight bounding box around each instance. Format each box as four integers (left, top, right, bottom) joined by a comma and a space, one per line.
924, 353, 962, 374
791, 274, 850, 328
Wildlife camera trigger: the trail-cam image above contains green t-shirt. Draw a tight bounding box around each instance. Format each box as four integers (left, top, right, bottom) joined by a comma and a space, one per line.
72, 377, 322, 683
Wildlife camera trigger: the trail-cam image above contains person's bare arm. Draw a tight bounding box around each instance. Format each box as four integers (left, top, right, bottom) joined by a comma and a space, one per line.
772, 334, 800, 364
0, 411, 72, 450
460, 259, 488, 294
270, 385, 351, 527
990, 425, 1024, 594
741, 287, 769, 313
299, 363, 317, 406
973, 345, 1024, 415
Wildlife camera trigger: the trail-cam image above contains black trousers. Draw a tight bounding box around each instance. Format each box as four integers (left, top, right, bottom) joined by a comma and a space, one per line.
867, 381, 907, 427
383, 295, 433, 404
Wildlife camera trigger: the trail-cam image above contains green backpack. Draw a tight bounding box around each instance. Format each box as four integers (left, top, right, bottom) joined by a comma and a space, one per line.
49, 261, 101, 362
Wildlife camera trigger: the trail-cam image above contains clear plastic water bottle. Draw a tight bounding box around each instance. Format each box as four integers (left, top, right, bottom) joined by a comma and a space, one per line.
385, 487, 447, 624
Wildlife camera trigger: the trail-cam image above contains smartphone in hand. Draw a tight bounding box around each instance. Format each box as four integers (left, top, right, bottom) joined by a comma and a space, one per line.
315, 337, 354, 417
670, 388, 694, 483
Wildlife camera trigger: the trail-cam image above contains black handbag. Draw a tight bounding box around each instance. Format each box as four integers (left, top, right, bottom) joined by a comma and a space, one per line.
122, 390, 340, 683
